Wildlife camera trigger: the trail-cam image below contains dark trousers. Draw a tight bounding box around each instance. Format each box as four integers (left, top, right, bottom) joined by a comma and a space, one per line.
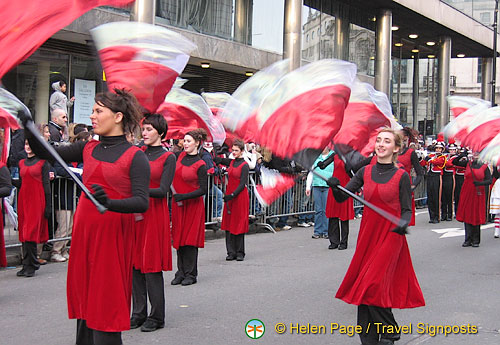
357, 304, 400, 345
464, 223, 481, 245
328, 218, 349, 246
225, 232, 245, 258
76, 319, 122, 345
132, 268, 165, 324
427, 173, 441, 222
22, 241, 39, 274
454, 174, 464, 214
441, 174, 454, 219
174, 246, 198, 280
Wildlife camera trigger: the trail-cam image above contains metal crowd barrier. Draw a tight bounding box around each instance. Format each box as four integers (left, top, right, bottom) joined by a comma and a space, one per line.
4, 170, 430, 249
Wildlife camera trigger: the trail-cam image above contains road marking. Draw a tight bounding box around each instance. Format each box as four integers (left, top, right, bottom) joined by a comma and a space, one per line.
415, 211, 427, 216
431, 223, 495, 238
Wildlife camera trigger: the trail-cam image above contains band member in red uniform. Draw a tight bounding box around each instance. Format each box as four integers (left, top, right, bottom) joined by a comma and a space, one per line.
423, 142, 446, 223
14, 140, 51, 277
325, 155, 354, 250
398, 127, 424, 226
171, 128, 208, 286
328, 128, 425, 345
215, 139, 249, 261
453, 151, 491, 247
0, 160, 12, 268
26, 89, 150, 345
131, 114, 176, 332
441, 146, 454, 221
449, 144, 465, 215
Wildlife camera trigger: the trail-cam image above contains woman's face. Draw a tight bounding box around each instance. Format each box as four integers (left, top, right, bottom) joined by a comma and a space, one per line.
375, 131, 399, 160
90, 102, 123, 136
232, 145, 242, 158
43, 126, 50, 141
61, 83, 67, 93
184, 134, 198, 154
142, 124, 161, 146
24, 140, 33, 157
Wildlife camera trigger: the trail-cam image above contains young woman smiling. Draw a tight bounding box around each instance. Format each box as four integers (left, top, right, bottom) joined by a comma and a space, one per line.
328, 128, 425, 345
170, 128, 208, 286
27, 89, 150, 345
130, 114, 176, 332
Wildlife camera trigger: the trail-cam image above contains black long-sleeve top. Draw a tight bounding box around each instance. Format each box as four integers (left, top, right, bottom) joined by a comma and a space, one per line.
27, 134, 150, 213
13, 156, 52, 212
401, 147, 425, 188
332, 162, 412, 223
177, 153, 208, 200
144, 146, 176, 198
217, 157, 249, 197
0, 166, 13, 197
451, 157, 492, 186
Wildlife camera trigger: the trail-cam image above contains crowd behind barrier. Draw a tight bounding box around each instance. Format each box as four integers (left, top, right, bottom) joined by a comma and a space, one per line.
3, 170, 427, 250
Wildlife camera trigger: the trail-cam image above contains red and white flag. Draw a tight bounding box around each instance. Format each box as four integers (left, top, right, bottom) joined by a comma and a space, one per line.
253, 167, 297, 207
0, 88, 27, 164
91, 21, 196, 113
157, 85, 226, 145
442, 101, 492, 142
460, 107, 500, 152
0, 0, 134, 78
202, 92, 239, 146
447, 95, 490, 118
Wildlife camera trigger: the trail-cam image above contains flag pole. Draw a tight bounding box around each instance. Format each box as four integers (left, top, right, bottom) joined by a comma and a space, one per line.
25, 121, 107, 214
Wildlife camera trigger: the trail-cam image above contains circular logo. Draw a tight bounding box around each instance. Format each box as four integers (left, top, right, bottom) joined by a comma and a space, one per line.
245, 319, 265, 339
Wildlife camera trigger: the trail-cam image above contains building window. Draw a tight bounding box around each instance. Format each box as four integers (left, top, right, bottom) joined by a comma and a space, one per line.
312, 31, 315, 40
477, 59, 482, 84
450, 75, 457, 87
306, 34, 309, 42
480, 12, 491, 24
399, 104, 408, 124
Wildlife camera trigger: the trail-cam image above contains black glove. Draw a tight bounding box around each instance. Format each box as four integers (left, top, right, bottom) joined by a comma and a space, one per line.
391, 222, 409, 235
424, 156, 431, 161
213, 156, 222, 164
473, 181, 482, 186
173, 193, 187, 202
326, 177, 340, 189
223, 193, 234, 202
316, 161, 326, 170
44, 206, 52, 219
92, 184, 110, 208
18, 109, 33, 128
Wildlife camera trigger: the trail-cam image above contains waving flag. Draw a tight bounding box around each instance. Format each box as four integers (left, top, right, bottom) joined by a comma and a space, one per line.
479, 132, 500, 165
158, 86, 226, 145
91, 21, 196, 113
0, 0, 134, 78
460, 107, 500, 152
253, 167, 297, 206
202, 92, 240, 146
0, 87, 24, 164
442, 101, 491, 141
447, 95, 490, 118
219, 60, 291, 143
334, 79, 400, 157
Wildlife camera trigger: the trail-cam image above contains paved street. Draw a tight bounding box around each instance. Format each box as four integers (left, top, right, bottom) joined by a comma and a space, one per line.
1, 210, 500, 345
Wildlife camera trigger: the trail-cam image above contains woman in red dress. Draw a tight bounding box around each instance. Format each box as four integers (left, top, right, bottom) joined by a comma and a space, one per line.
325, 155, 354, 250
170, 128, 208, 286
216, 139, 249, 261
26, 89, 150, 345
131, 114, 176, 332
398, 127, 424, 225
453, 151, 491, 247
15, 140, 51, 277
328, 128, 425, 345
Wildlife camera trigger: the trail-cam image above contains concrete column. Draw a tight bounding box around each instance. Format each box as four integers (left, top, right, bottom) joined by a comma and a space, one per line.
437, 36, 451, 130
283, 0, 302, 71
481, 57, 493, 102
234, 0, 253, 45
130, 0, 156, 24
35, 61, 50, 124
412, 55, 419, 129
375, 9, 392, 96
334, 13, 350, 61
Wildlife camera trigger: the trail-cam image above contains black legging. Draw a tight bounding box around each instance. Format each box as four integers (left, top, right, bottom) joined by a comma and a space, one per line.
427, 172, 441, 222
225, 232, 245, 258
328, 218, 349, 247
76, 319, 122, 345
357, 305, 400, 345
174, 245, 198, 280
441, 173, 454, 219
131, 269, 165, 324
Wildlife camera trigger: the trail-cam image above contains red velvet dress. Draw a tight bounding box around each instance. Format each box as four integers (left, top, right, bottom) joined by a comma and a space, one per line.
221, 160, 249, 235
456, 163, 488, 226
18, 159, 48, 243
133, 151, 174, 273
398, 148, 416, 226
67, 141, 140, 332
171, 151, 206, 249
335, 165, 425, 309
326, 156, 354, 221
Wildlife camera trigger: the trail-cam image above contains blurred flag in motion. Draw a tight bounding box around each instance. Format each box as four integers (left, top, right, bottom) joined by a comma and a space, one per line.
447, 95, 490, 118
0, 0, 134, 78
91, 21, 196, 113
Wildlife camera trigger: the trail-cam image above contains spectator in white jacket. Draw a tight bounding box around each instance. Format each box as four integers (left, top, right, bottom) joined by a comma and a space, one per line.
49, 81, 75, 112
